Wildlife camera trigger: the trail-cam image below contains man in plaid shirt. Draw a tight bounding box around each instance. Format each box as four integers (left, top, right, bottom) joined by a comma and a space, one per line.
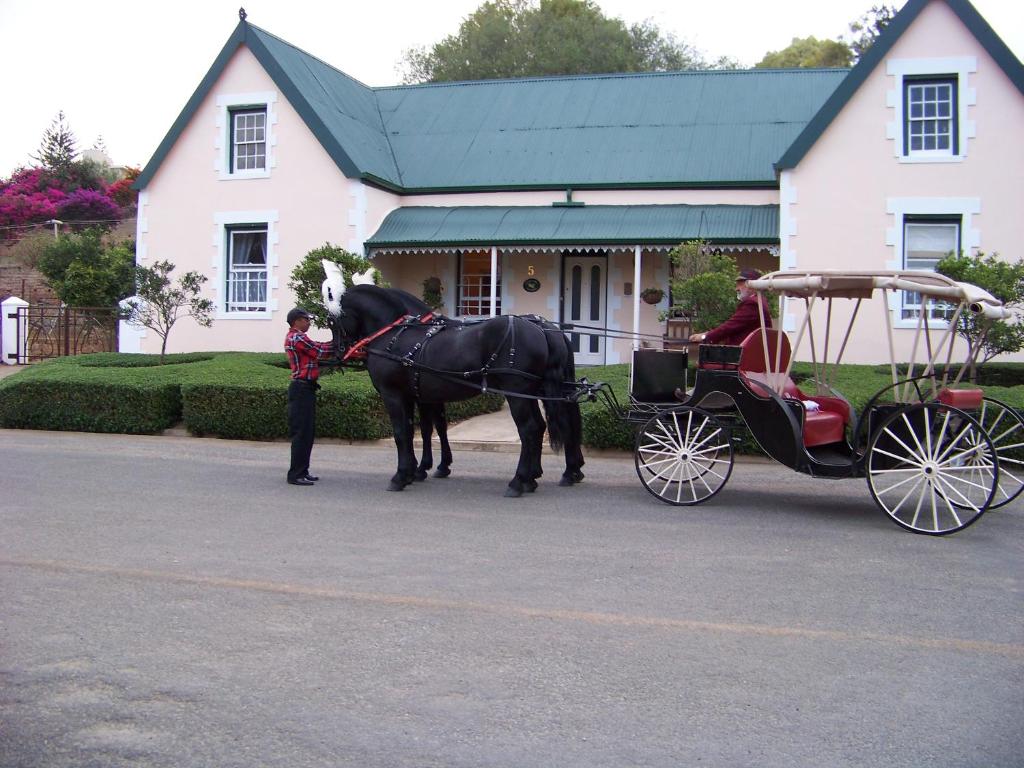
285, 307, 335, 485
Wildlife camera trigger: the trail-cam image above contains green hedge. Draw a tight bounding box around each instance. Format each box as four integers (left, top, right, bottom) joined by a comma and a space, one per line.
0, 352, 503, 439
2, 353, 1020, 449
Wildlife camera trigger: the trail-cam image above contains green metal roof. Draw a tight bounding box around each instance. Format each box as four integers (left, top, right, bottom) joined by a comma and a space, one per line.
135, 19, 844, 191
137, 0, 1020, 191
365, 205, 779, 248
777, 0, 1024, 170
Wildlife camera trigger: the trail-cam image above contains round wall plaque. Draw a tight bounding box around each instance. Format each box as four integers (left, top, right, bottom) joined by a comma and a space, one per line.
523, 278, 541, 292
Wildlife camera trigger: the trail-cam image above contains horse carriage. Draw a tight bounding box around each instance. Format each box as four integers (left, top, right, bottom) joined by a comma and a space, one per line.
322, 262, 1020, 535
601, 270, 1022, 535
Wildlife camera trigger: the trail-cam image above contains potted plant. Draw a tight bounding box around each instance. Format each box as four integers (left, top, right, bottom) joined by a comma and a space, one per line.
640, 287, 664, 305
422, 276, 444, 310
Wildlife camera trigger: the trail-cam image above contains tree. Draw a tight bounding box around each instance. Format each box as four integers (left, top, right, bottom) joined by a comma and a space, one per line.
755, 36, 852, 69
401, 0, 724, 83
32, 111, 78, 175
287, 243, 377, 329
122, 261, 214, 363
936, 251, 1024, 380
665, 241, 740, 331
845, 4, 897, 63
36, 228, 135, 307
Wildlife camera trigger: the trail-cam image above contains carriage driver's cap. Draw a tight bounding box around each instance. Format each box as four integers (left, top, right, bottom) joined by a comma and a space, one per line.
737, 269, 762, 282
286, 307, 314, 325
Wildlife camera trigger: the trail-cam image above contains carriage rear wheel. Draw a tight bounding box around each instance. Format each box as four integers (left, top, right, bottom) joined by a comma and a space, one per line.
635, 407, 734, 506
973, 397, 1024, 509
866, 402, 997, 535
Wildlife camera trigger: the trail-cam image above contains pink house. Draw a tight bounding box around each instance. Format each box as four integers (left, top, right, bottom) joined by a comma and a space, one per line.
128, 0, 1024, 364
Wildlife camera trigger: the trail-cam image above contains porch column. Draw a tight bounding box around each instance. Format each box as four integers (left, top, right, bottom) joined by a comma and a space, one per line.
490, 245, 498, 317
633, 245, 642, 351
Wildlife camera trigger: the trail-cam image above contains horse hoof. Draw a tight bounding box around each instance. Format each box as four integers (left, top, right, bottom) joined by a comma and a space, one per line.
504, 487, 523, 498
433, 467, 451, 478
387, 482, 405, 492
558, 476, 573, 486
414, 471, 428, 482
525, 480, 538, 493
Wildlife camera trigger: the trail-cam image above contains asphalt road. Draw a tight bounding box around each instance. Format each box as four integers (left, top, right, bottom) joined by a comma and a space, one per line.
1, 429, 1022, 768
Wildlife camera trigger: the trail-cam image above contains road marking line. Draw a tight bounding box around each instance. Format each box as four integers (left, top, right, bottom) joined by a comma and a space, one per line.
4, 558, 1022, 659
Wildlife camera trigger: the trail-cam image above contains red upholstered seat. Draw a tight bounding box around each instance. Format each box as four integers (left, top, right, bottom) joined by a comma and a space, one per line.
737, 330, 848, 448
938, 387, 984, 410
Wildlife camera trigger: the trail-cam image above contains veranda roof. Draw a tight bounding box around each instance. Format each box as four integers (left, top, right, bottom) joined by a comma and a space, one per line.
365, 204, 779, 251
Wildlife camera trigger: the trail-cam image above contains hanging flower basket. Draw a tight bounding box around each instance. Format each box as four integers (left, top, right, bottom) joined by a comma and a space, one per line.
640, 287, 664, 305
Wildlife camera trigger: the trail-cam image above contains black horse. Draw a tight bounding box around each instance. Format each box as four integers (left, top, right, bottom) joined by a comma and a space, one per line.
382, 287, 453, 481
323, 271, 584, 496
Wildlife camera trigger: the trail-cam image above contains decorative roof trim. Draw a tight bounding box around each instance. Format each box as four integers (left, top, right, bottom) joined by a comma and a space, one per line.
368, 243, 779, 257
776, 0, 1024, 171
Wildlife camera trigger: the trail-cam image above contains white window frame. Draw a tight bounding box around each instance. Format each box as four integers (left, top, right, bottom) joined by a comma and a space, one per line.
215, 91, 277, 180
213, 211, 279, 319
226, 225, 269, 313
231, 109, 267, 172
886, 57, 976, 164
900, 218, 961, 322
886, 197, 980, 329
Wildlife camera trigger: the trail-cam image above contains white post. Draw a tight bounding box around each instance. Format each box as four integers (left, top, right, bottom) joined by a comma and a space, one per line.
118, 296, 146, 354
489, 245, 498, 317
1, 296, 29, 365
633, 245, 642, 351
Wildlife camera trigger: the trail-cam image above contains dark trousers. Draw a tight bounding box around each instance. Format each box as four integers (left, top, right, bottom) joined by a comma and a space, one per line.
287, 379, 318, 481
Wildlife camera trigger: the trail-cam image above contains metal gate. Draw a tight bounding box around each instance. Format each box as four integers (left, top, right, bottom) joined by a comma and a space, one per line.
12, 305, 118, 364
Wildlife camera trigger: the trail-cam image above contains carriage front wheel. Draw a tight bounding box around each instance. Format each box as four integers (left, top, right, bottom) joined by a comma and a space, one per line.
635, 407, 734, 506
866, 402, 997, 535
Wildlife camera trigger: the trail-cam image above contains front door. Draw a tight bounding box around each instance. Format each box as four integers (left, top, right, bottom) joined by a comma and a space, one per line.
562, 255, 606, 365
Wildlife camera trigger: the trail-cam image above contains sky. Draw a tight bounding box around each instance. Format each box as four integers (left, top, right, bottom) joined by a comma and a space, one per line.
1, 0, 1021, 175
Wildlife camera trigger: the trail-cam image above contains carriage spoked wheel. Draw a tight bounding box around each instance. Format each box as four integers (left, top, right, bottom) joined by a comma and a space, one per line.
866, 402, 997, 535
635, 407, 734, 506
970, 397, 1024, 509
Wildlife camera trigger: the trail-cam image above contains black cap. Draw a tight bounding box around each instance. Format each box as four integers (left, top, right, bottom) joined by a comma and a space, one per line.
286, 307, 314, 325
737, 268, 762, 281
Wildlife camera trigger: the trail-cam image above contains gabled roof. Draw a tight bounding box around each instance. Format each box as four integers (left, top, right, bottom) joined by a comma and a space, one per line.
135, 19, 846, 192
776, 0, 1024, 170
365, 205, 779, 248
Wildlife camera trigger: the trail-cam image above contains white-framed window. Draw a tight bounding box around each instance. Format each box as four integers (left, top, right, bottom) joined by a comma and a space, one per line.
215, 91, 276, 180
226, 225, 268, 312
231, 108, 266, 172
886, 197, 980, 329
904, 77, 957, 156
457, 250, 501, 316
901, 218, 960, 321
886, 57, 975, 163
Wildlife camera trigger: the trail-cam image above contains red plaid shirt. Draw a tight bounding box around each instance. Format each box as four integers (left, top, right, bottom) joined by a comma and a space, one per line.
285, 329, 334, 381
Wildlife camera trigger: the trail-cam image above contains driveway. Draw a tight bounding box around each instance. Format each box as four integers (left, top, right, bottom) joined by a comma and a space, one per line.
1, 429, 1022, 767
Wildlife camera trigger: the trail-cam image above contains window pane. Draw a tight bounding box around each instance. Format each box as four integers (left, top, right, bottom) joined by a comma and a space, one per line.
232, 108, 268, 173
458, 251, 501, 316
905, 77, 956, 156
902, 220, 959, 320
227, 227, 269, 312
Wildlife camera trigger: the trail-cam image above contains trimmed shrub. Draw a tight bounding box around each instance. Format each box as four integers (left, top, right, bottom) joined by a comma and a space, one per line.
0, 351, 505, 440
0, 377, 181, 433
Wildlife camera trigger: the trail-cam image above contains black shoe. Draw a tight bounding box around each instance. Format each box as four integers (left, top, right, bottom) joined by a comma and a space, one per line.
288, 477, 315, 486
303, 473, 320, 482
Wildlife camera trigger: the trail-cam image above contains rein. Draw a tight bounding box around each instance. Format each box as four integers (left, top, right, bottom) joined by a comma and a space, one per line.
341, 312, 435, 363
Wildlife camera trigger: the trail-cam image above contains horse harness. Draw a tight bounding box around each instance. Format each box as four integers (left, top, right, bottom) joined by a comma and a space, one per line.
341, 312, 541, 399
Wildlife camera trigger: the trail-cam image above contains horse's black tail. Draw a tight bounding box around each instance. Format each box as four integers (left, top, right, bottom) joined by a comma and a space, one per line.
540, 326, 582, 457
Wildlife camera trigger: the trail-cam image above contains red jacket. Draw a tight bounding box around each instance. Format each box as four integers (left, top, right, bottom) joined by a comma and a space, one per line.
703, 294, 772, 346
